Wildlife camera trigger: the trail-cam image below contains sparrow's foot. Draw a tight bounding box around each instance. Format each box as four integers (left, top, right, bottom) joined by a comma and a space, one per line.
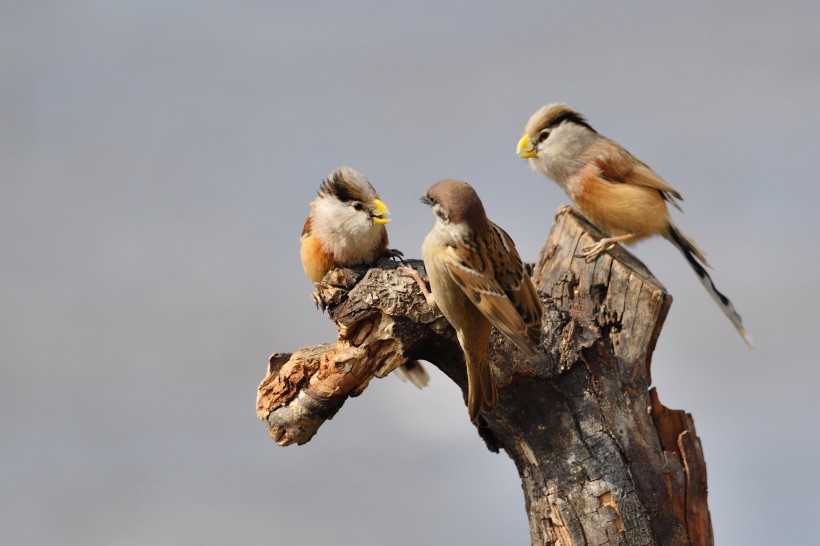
398, 265, 436, 309
397, 265, 423, 288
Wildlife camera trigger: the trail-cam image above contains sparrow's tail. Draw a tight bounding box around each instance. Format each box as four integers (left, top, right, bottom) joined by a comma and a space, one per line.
393, 360, 430, 389
465, 352, 498, 423
665, 224, 754, 349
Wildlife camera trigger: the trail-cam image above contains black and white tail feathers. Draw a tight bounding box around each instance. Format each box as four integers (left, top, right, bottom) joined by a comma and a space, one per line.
666, 224, 753, 349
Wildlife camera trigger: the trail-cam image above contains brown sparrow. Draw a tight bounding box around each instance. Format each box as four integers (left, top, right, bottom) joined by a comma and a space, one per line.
517, 103, 752, 348
301, 167, 429, 388
403, 179, 543, 421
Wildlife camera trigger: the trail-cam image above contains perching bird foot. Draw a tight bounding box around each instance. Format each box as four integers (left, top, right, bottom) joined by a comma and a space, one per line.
579, 233, 637, 263
383, 247, 407, 264
398, 264, 424, 288
311, 285, 326, 311
398, 265, 436, 309
579, 239, 616, 262
312, 268, 362, 311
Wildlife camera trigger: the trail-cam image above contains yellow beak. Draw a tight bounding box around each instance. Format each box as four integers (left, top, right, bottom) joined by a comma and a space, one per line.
517, 134, 536, 158
371, 198, 391, 224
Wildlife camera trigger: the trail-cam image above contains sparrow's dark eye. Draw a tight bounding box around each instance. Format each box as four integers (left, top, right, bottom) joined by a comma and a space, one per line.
538, 128, 551, 143
352, 202, 364, 211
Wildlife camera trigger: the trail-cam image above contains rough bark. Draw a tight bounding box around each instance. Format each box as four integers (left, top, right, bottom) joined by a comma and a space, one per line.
257, 206, 713, 546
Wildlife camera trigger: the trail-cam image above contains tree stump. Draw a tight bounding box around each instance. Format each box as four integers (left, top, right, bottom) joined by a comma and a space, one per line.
256, 206, 713, 546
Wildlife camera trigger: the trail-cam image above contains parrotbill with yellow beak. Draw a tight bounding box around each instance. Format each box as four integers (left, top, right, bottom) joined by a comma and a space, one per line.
301, 167, 429, 387
517, 103, 752, 348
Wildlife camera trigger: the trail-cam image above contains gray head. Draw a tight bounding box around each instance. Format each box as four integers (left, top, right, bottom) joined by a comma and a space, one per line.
517, 103, 596, 157
516, 103, 599, 184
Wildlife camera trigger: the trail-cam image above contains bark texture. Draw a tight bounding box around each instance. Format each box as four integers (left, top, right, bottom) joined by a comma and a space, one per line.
257, 206, 713, 546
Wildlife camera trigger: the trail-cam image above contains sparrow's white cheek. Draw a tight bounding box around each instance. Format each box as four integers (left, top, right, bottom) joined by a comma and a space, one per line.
443, 219, 472, 242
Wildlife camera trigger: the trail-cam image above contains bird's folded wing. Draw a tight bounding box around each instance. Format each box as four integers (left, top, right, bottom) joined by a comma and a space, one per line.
594, 141, 684, 210
444, 226, 541, 356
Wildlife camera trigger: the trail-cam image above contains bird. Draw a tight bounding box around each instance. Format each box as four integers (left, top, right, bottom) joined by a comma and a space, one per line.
516, 103, 753, 348
300, 166, 393, 283
301, 166, 429, 388
402, 179, 543, 421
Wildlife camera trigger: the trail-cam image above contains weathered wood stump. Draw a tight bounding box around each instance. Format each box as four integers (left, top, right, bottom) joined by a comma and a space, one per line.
257, 206, 713, 546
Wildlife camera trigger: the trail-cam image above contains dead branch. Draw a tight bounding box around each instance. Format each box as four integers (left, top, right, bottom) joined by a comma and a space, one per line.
257, 206, 713, 545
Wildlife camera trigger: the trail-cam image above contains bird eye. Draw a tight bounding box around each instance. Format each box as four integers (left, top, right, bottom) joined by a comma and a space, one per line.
352, 202, 364, 211
538, 128, 551, 143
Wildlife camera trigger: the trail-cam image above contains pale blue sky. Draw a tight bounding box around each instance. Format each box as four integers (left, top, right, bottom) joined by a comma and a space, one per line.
2, 2, 818, 544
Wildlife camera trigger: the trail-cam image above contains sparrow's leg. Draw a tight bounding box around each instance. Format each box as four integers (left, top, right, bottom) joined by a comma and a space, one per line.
398, 265, 437, 311
580, 233, 638, 262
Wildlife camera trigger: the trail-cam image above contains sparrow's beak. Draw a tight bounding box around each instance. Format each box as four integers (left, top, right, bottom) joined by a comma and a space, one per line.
371, 198, 391, 224
516, 134, 536, 158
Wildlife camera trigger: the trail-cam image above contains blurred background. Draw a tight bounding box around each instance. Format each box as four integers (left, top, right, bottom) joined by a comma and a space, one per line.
2, 2, 817, 544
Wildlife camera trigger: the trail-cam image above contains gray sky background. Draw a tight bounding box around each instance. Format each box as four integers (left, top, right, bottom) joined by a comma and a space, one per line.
2, 2, 818, 544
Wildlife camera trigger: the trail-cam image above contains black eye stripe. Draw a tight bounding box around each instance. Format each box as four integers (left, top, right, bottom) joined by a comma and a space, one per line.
319, 171, 362, 203
542, 111, 596, 134
336, 188, 354, 202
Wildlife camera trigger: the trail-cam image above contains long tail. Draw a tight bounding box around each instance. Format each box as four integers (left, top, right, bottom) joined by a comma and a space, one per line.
465, 353, 498, 422
666, 224, 754, 349
393, 360, 430, 389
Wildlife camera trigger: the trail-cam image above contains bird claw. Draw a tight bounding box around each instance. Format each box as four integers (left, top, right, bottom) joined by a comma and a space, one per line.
398, 265, 437, 310
311, 284, 327, 311
397, 264, 418, 280
398, 264, 425, 290
384, 248, 406, 264
579, 240, 614, 262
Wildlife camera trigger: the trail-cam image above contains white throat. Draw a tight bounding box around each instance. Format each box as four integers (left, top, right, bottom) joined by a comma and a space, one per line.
312, 197, 384, 265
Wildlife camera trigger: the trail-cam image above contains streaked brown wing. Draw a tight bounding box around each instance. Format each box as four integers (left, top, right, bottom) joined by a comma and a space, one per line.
487, 223, 543, 345
443, 228, 541, 356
